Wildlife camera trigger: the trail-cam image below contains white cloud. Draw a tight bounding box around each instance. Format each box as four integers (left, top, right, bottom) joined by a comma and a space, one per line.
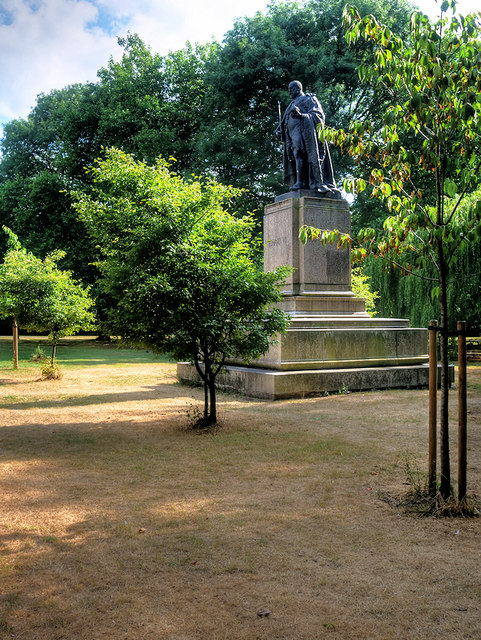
119, 0, 268, 52
0, 0, 116, 124
0, 0, 271, 129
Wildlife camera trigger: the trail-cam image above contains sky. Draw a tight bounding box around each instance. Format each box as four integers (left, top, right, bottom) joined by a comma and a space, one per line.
0, 0, 480, 133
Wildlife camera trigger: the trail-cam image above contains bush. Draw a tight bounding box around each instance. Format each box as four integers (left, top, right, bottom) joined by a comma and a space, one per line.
40, 359, 62, 380
32, 346, 47, 362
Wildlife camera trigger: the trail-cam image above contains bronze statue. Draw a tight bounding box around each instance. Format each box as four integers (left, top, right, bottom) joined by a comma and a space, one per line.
276, 81, 340, 197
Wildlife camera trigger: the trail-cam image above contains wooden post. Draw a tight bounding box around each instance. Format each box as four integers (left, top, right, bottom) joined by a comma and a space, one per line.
428, 320, 438, 494
12, 320, 18, 370
457, 321, 467, 501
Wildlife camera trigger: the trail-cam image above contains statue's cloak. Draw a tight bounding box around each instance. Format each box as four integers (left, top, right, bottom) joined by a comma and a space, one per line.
279, 93, 337, 191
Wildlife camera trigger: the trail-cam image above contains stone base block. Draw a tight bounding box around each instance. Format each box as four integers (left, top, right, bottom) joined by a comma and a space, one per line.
279, 293, 368, 315
250, 323, 428, 371
177, 362, 432, 400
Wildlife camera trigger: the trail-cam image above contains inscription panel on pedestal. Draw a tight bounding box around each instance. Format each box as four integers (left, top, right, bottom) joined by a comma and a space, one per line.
264, 199, 300, 292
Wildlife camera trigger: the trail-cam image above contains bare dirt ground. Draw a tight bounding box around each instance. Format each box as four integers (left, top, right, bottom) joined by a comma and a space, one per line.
0, 357, 480, 639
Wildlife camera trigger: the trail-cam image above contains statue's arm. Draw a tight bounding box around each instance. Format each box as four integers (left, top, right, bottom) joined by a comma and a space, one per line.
306, 95, 325, 126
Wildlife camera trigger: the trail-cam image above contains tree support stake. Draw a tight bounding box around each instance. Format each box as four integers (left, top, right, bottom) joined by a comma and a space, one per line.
457, 321, 467, 501
428, 320, 438, 494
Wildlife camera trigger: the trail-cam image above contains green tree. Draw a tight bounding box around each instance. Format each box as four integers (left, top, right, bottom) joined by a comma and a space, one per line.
0, 227, 95, 368
0, 228, 53, 368
362, 190, 481, 329
0, 36, 213, 277
199, 0, 414, 215
23, 259, 96, 368
73, 148, 289, 426
302, 0, 481, 499
0, 2, 415, 269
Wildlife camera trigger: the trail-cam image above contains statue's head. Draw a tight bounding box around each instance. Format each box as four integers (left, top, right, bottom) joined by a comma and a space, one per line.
288, 81, 303, 98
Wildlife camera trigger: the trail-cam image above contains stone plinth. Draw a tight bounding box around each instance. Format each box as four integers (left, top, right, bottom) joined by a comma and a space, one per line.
264, 196, 351, 294
177, 362, 431, 400
177, 194, 430, 399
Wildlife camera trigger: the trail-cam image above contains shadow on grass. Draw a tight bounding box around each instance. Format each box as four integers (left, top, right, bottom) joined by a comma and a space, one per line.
0, 382, 196, 411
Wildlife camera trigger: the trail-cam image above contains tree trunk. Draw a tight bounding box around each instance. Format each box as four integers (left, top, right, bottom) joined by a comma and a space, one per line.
51, 342, 57, 366
428, 320, 438, 494
193, 353, 209, 423
12, 319, 18, 370
208, 371, 217, 425
437, 239, 451, 500
195, 352, 218, 427
203, 378, 209, 422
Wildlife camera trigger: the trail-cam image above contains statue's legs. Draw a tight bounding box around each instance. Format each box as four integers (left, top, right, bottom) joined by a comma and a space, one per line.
291, 151, 308, 190
308, 163, 332, 193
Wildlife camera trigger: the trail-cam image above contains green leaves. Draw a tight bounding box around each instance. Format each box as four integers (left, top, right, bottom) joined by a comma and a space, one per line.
0, 228, 95, 344
73, 148, 290, 384
444, 179, 457, 198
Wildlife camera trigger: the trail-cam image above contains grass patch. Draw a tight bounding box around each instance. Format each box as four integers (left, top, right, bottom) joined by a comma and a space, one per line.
0, 335, 172, 370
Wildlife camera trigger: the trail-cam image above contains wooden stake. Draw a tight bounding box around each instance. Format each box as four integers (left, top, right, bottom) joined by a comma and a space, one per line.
457, 321, 467, 501
428, 320, 438, 494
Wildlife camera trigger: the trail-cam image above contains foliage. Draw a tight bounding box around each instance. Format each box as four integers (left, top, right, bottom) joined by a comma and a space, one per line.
40, 359, 63, 380
362, 187, 481, 329
0, 227, 55, 328
0, 36, 213, 278
73, 148, 290, 425
351, 266, 379, 316
199, 0, 414, 211
0, 1, 414, 274
0, 228, 96, 367
24, 260, 96, 366
301, 0, 481, 499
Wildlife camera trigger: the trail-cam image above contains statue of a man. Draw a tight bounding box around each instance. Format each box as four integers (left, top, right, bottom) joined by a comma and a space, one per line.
276, 80, 340, 197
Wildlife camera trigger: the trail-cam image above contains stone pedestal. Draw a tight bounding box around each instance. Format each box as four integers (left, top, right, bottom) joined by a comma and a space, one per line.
265, 195, 352, 294
177, 194, 430, 399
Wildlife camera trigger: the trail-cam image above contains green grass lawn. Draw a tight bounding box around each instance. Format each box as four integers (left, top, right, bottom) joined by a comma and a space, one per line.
0, 335, 173, 370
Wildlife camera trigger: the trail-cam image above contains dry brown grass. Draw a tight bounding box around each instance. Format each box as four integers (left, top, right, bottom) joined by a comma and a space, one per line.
0, 350, 480, 639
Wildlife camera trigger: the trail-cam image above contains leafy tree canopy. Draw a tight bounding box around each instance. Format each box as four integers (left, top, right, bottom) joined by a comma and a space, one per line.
301, 0, 481, 499
0, 0, 415, 275
199, 0, 414, 208
0, 35, 213, 274
0, 227, 96, 366
0, 227, 55, 328
73, 148, 290, 425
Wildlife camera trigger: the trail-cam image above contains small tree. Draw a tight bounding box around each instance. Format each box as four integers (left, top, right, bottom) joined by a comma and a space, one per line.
0, 228, 54, 368
301, 0, 481, 499
0, 228, 95, 369
73, 148, 289, 426
24, 259, 96, 368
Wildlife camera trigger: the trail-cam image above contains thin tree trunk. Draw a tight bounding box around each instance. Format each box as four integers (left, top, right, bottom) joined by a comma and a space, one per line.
204, 360, 212, 423
12, 319, 18, 370
193, 353, 209, 422
51, 342, 57, 366
204, 377, 209, 421
209, 372, 217, 425
457, 321, 467, 501
428, 320, 438, 494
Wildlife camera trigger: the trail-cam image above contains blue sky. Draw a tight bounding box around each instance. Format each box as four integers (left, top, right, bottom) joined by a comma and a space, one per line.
0, 0, 479, 134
